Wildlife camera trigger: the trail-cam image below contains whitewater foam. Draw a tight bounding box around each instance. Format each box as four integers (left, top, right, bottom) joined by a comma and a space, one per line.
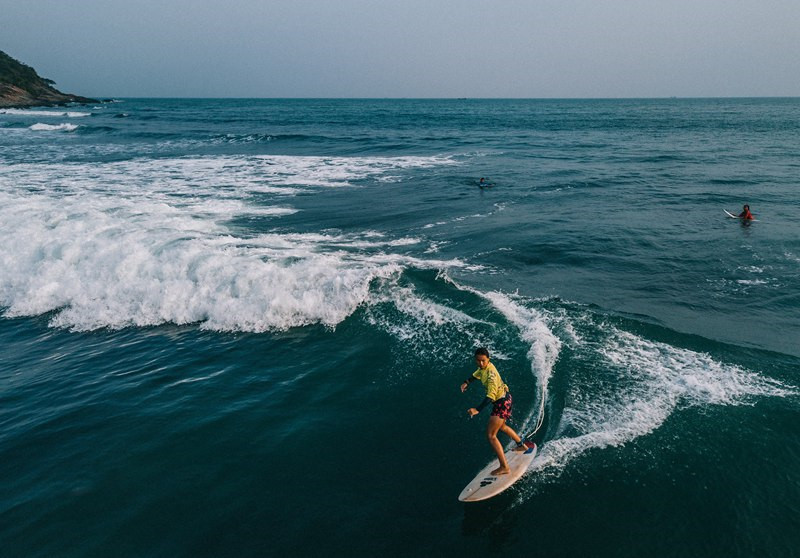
0, 199, 446, 332
736, 279, 769, 286
29, 123, 79, 132
0, 152, 470, 332
0, 172, 464, 332
2, 154, 456, 198
0, 109, 91, 118
247, 154, 456, 188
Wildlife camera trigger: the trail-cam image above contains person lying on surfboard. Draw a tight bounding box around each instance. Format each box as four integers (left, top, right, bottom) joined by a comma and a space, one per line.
461, 347, 532, 475
739, 204, 755, 220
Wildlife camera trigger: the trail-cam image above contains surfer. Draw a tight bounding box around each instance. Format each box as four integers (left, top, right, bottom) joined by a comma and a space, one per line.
478, 177, 493, 188
738, 204, 755, 220
461, 348, 530, 475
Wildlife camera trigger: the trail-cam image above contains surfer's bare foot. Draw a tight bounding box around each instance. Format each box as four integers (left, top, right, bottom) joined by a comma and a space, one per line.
513, 444, 527, 452
491, 466, 511, 475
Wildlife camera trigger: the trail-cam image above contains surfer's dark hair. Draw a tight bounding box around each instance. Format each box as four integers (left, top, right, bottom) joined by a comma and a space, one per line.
475, 347, 490, 358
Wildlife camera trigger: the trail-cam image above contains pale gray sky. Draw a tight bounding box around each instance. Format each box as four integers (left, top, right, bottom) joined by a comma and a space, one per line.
2, 0, 799, 98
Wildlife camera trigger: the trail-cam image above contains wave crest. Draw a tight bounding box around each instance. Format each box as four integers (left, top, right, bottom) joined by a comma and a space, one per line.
29, 123, 79, 132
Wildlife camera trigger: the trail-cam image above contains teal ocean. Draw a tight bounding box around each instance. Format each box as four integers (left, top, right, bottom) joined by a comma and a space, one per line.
1, 99, 799, 557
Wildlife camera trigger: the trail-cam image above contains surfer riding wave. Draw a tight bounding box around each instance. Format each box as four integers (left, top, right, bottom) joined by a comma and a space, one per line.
461, 347, 532, 475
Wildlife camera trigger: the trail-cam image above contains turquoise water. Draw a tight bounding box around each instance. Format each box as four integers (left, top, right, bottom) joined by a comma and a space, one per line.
1, 99, 799, 557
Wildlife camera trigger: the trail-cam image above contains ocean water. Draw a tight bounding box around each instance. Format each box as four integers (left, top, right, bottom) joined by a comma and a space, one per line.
1, 98, 799, 557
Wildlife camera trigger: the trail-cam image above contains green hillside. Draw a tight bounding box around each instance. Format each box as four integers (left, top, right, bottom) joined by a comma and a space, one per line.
0, 50, 97, 107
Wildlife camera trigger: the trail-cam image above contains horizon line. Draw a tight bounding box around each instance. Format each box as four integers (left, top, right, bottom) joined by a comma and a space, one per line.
88, 95, 800, 101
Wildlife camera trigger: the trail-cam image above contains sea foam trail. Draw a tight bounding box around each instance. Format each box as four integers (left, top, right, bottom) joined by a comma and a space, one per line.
530, 326, 795, 477
442, 277, 561, 437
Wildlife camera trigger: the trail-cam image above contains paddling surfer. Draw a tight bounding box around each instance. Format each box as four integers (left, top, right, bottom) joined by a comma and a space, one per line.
739, 204, 755, 220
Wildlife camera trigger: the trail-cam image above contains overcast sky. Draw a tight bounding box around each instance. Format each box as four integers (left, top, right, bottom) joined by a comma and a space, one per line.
2, 0, 798, 98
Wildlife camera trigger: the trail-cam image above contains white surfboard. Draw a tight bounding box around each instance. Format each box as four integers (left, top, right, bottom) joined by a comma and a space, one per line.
458, 442, 537, 502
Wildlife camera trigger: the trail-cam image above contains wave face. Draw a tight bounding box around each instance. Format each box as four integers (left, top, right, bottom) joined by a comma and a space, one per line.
1, 98, 799, 558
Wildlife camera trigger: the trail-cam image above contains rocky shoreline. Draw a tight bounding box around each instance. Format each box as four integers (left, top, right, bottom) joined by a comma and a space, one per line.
0, 50, 99, 108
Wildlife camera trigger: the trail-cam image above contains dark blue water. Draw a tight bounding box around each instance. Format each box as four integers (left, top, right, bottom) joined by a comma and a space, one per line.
1, 99, 799, 557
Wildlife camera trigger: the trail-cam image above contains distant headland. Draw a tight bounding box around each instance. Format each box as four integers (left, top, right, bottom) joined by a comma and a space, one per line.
0, 50, 98, 108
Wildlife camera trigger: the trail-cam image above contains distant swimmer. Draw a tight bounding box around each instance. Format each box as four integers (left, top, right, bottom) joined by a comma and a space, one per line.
738, 204, 755, 220
461, 348, 532, 476
478, 177, 494, 188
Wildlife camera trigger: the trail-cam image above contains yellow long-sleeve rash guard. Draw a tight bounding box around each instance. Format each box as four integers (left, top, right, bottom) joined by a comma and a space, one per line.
472, 362, 508, 403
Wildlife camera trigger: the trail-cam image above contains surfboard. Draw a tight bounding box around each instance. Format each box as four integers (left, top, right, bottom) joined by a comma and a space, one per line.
458, 442, 537, 502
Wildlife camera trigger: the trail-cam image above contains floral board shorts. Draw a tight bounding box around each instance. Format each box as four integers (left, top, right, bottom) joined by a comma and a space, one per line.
490, 392, 512, 420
